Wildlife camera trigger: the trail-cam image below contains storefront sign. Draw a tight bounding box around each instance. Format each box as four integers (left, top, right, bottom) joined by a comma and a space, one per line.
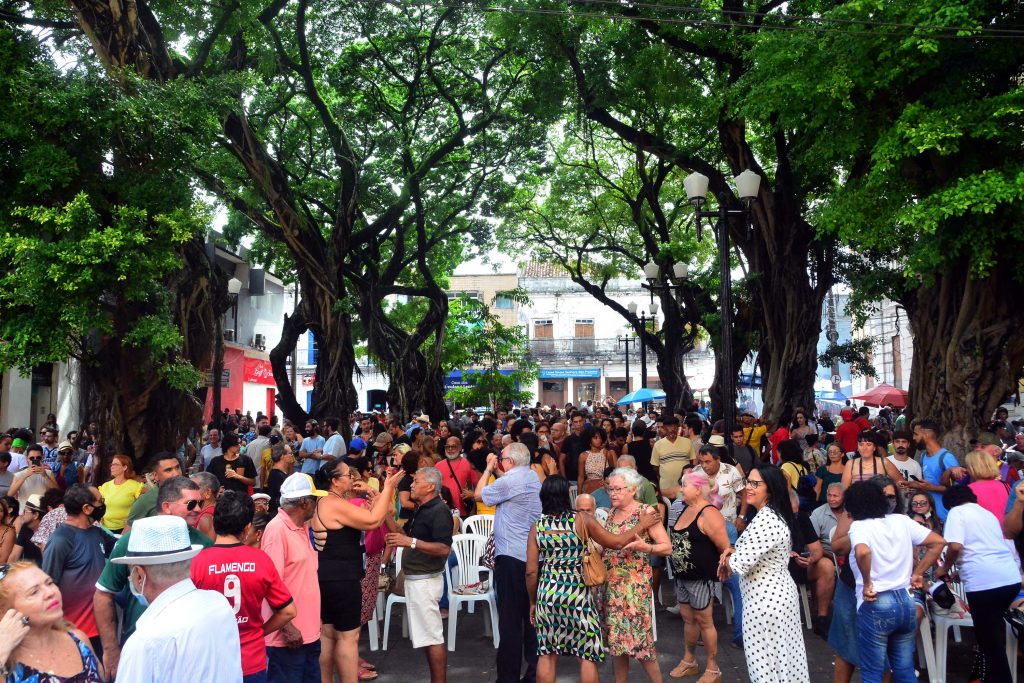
243, 358, 276, 385
539, 367, 601, 379
301, 374, 316, 386
203, 369, 231, 387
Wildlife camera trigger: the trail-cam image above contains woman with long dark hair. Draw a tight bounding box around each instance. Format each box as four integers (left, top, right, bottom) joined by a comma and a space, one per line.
719, 466, 809, 682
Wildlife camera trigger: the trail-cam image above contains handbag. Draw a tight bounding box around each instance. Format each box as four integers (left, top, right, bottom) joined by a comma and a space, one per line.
577, 514, 607, 587
378, 561, 394, 593
480, 532, 496, 570
445, 458, 477, 516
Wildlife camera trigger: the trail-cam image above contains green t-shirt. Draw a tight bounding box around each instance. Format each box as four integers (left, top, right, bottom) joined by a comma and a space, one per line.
96, 525, 213, 643
125, 487, 158, 526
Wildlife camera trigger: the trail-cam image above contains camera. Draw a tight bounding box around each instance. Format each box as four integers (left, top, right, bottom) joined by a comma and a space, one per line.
29, 456, 42, 466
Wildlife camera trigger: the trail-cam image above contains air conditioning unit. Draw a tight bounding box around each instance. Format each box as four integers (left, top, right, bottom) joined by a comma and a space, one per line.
224, 329, 236, 342
254, 334, 266, 351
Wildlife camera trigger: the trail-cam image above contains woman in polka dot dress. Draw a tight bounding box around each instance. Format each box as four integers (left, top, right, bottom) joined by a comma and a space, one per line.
719, 465, 809, 683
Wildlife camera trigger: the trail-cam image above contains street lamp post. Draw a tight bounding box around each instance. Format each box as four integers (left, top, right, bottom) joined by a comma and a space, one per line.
681, 169, 762, 435
616, 334, 637, 396
628, 301, 659, 411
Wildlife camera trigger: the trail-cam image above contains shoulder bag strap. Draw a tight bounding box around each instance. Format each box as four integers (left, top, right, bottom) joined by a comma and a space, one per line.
445, 458, 464, 491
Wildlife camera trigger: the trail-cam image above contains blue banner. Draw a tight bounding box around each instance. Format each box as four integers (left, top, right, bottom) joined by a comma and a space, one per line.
539, 367, 601, 379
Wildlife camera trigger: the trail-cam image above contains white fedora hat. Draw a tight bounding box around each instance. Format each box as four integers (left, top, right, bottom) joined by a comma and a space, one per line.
111, 516, 203, 565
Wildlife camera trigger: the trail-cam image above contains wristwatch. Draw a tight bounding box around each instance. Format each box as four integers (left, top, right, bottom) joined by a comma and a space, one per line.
410, 538, 418, 550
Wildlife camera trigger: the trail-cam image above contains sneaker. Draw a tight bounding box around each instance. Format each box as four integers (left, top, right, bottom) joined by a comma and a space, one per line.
666, 604, 680, 615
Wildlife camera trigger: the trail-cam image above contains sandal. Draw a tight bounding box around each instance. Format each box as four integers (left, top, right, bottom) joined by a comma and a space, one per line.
696, 669, 722, 683
358, 667, 379, 681
359, 660, 377, 671
669, 659, 699, 678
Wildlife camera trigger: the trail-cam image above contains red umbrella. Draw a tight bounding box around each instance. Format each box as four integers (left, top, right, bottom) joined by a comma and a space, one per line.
852, 383, 908, 409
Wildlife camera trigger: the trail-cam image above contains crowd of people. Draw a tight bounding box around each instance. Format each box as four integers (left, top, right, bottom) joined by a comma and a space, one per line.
1, 400, 1024, 682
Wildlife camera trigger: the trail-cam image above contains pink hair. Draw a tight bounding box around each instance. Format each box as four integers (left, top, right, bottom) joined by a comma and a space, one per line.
682, 471, 724, 510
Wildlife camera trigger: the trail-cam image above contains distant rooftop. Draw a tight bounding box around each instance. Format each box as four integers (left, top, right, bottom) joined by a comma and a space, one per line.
518, 261, 569, 278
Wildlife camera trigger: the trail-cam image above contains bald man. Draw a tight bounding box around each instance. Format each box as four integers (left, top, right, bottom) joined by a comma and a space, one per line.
574, 493, 607, 524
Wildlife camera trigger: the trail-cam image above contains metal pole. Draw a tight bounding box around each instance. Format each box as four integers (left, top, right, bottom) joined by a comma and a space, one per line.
639, 313, 648, 390
718, 194, 735, 435
624, 337, 631, 394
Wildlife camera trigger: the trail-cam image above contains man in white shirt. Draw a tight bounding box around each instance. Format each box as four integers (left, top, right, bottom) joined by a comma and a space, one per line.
200, 428, 222, 469
114, 515, 242, 683
321, 417, 345, 464
886, 430, 923, 483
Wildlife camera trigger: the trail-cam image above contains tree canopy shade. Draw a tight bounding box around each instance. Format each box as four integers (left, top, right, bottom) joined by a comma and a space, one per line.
738, 0, 1024, 450
499, 119, 757, 417
0, 25, 225, 459
19, 0, 551, 425
490, 0, 836, 423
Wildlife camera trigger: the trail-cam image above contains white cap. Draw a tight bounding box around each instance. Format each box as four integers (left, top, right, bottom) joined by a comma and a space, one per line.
251, 493, 271, 502
111, 516, 203, 565
279, 473, 327, 502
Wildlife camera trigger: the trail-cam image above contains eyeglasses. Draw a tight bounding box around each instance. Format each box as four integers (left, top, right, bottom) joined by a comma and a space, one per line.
911, 500, 929, 507
0, 563, 9, 581
333, 472, 353, 480
607, 486, 630, 494
744, 479, 764, 489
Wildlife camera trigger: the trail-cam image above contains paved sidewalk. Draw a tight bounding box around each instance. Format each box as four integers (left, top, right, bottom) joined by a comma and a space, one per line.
361, 591, 988, 681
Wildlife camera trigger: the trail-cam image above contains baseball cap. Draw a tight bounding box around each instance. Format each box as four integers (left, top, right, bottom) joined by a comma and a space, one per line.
251, 493, 271, 502
279, 473, 327, 501
374, 433, 393, 447
349, 437, 367, 453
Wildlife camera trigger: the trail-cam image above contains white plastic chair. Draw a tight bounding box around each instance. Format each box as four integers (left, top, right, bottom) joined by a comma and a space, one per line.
381, 548, 409, 650
569, 484, 578, 508
462, 514, 495, 538
445, 533, 498, 651
930, 581, 1019, 683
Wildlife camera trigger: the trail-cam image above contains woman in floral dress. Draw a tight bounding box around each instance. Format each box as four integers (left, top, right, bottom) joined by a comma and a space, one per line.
602, 468, 671, 682
527, 476, 659, 683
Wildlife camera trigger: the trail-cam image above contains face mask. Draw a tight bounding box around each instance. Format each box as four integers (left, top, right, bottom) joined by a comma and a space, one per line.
129, 568, 149, 607
88, 503, 106, 522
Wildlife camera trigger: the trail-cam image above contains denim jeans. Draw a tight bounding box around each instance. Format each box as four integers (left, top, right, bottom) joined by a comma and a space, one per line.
243, 671, 268, 683
856, 588, 917, 683
267, 641, 321, 683
724, 521, 743, 644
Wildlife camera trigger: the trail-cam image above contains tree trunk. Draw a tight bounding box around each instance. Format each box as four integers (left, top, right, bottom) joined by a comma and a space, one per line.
84, 238, 225, 476
903, 257, 1024, 455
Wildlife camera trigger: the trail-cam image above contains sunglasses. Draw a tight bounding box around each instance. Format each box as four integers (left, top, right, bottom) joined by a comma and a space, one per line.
184, 499, 203, 511
0, 563, 8, 581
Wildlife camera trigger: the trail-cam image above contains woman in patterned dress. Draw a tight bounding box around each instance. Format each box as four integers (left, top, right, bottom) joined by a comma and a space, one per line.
601, 467, 671, 683
719, 466, 809, 683
526, 476, 659, 683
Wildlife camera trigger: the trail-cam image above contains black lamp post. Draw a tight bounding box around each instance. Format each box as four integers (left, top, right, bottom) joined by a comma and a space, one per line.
616, 334, 637, 396
627, 301, 659, 411
681, 169, 762, 434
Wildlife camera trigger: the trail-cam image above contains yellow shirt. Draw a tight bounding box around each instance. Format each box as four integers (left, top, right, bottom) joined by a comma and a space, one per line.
98, 478, 145, 531
475, 474, 497, 515
651, 436, 696, 493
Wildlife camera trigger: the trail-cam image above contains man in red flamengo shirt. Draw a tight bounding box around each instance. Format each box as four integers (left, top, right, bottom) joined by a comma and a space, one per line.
191, 490, 296, 683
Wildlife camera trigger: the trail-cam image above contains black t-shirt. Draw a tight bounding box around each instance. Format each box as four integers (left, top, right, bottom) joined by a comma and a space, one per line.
562, 434, 587, 483
403, 496, 454, 575
397, 473, 414, 520
628, 440, 656, 483
266, 468, 287, 516
15, 523, 41, 564
207, 455, 258, 494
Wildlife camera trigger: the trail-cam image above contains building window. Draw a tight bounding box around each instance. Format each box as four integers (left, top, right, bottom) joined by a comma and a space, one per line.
448, 291, 482, 301
573, 319, 595, 354
533, 320, 553, 339
494, 295, 513, 309
576, 381, 597, 404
